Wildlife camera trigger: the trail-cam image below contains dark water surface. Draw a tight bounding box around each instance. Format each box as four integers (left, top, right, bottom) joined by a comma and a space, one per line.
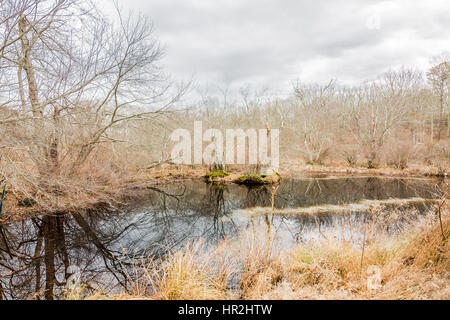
0, 177, 442, 299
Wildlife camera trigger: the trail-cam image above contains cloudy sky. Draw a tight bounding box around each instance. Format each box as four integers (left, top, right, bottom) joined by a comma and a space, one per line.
108, 0, 449, 96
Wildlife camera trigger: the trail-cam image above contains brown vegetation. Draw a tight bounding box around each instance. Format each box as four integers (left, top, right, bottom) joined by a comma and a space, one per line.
87, 207, 449, 300
0, 1, 449, 219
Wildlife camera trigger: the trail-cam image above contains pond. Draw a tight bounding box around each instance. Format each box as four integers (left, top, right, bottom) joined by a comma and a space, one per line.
0, 176, 443, 299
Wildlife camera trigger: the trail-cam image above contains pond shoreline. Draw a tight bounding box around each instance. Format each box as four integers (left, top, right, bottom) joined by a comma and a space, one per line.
0, 175, 447, 300
1, 164, 447, 223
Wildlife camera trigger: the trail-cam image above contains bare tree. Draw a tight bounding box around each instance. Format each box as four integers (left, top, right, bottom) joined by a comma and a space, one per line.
427, 56, 450, 141
0, 0, 186, 206
293, 80, 337, 164
344, 68, 422, 167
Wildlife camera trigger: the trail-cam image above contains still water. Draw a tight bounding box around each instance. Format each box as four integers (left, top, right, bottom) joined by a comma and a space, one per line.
0, 177, 441, 299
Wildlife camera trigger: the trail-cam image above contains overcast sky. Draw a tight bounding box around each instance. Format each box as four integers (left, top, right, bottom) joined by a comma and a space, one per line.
106, 0, 449, 97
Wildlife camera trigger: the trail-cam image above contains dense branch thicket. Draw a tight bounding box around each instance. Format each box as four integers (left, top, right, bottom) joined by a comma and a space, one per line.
0, 0, 184, 209
148, 63, 448, 170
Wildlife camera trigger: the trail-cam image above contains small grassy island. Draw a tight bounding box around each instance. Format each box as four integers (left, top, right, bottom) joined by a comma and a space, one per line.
234, 173, 281, 186
203, 169, 230, 183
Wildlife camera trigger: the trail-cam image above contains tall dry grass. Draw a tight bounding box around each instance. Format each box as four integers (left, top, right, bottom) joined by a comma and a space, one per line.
91, 206, 449, 300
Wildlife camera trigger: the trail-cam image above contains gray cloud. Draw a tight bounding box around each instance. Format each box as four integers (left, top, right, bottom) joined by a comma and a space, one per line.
110, 0, 450, 96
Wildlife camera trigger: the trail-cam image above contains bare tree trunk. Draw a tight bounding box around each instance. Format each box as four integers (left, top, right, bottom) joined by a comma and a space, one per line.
48, 107, 61, 175
17, 64, 27, 113
43, 216, 57, 300
18, 16, 41, 117
368, 106, 378, 168
19, 15, 62, 179
431, 115, 434, 142
438, 90, 444, 141
33, 226, 43, 300
447, 112, 450, 137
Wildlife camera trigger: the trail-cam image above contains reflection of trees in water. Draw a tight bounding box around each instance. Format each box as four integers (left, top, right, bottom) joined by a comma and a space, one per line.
0, 178, 440, 300
0, 183, 246, 300
144, 183, 241, 245
0, 185, 179, 299
264, 184, 279, 260
0, 211, 138, 300
242, 185, 271, 207
272, 177, 439, 208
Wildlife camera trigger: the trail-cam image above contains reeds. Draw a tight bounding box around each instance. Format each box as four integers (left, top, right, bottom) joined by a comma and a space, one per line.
104, 207, 448, 300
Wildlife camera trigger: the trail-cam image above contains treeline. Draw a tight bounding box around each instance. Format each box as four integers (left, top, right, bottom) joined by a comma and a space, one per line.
129, 63, 450, 170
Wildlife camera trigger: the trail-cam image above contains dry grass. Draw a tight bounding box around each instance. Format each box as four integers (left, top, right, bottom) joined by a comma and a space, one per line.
282, 161, 449, 179
235, 198, 438, 217
89, 206, 449, 300
121, 241, 237, 300
270, 220, 449, 300
238, 209, 449, 300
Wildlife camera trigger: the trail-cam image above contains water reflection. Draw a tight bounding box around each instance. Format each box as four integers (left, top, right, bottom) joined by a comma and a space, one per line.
0, 177, 440, 299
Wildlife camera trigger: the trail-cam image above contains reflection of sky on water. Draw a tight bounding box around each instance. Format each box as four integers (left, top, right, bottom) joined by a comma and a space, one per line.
0, 177, 441, 299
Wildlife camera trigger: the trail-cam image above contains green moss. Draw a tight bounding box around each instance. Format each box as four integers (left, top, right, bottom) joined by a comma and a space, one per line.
210, 182, 227, 190
234, 173, 280, 186
204, 169, 230, 182
294, 250, 314, 265
366, 161, 380, 169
